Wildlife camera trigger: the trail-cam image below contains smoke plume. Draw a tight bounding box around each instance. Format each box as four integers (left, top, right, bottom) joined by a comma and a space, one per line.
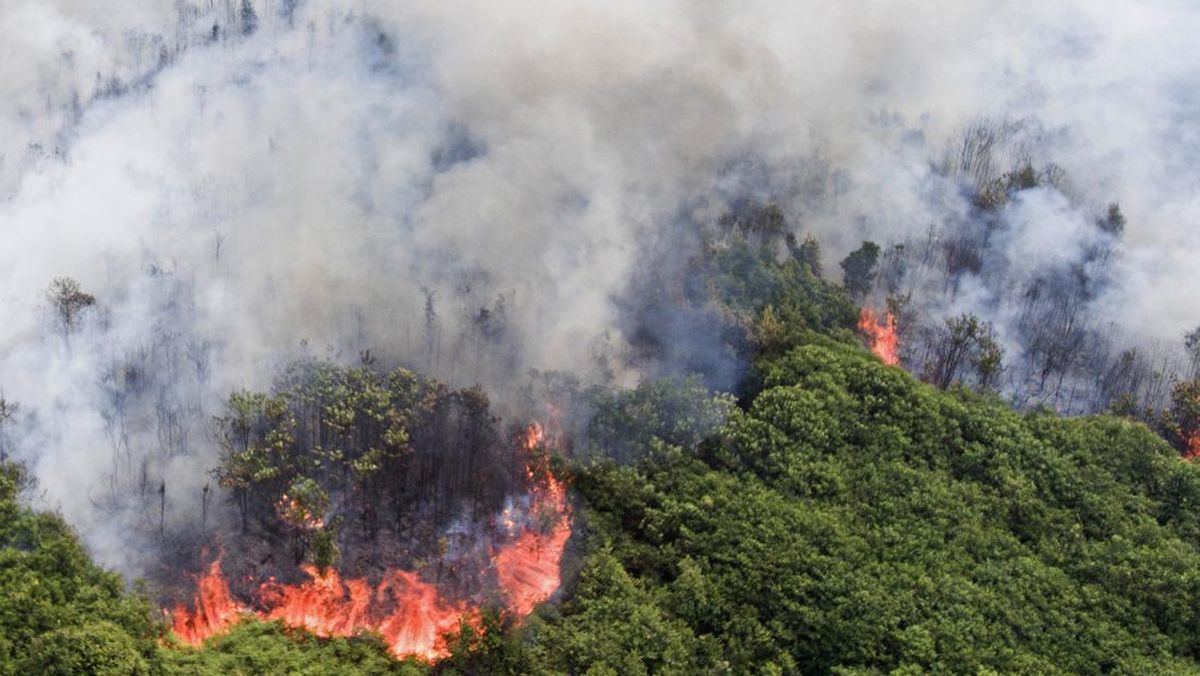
2, 0, 1199, 574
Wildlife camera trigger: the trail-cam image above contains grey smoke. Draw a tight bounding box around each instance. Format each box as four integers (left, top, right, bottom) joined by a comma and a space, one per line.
1, 0, 1199, 575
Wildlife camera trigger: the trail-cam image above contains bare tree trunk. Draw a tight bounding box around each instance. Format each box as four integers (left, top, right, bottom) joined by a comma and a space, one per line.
159, 481, 166, 543
201, 483, 210, 535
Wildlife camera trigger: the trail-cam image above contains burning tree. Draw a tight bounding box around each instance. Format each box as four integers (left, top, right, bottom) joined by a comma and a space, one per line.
211, 392, 293, 533
276, 476, 331, 565
1159, 379, 1200, 459
177, 360, 575, 658
175, 382, 573, 661
859, 308, 900, 366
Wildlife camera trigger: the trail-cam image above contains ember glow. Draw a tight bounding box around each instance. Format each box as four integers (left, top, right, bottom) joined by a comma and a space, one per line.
1183, 433, 1200, 461
859, 308, 900, 366
275, 494, 325, 530
169, 422, 573, 661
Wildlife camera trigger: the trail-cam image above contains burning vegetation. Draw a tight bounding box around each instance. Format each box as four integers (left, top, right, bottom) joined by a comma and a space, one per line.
165, 362, 573, 661
494, 423, 573, 618
8, 219, 1200, 673
858, 308, 900, 366
7, 1, 1200, 673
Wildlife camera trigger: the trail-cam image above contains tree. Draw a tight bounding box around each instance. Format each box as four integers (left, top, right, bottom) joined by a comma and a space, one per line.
717, 203, 788, 246
786, 233, 822, 276
22, 622, 149, 676
0, 461, 159, 673
950, 118, 1010, 186
211, 392, 292, 532
1164, 379, 1200, 457
308, 524, 341, 574
920, 313, 1002, 390
279, 0, 300, 27
1099, 202, 1127, 237
929, 313, 974, 390
47, 277, 96, 347
973, 330, 1004, 391
240, 0, 258, 36
839, 241, 880, 300
421, 285, 440, 365
0, 397, 17, 461
1185, 326, 1200, 380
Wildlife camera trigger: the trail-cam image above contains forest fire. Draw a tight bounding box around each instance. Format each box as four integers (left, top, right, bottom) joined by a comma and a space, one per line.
170, 558, 466, 660
169, 421, 573, 661
1182, 433, 1200, 461
260, 566, 466, 661
495, 422, 573, 616
169, 558, 247, 647
859, 308, 900, 366
275, 493, 325, 529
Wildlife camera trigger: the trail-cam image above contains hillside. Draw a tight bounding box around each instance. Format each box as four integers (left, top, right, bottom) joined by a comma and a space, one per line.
4, 237, 1200, 674
8, 3, 1200, 675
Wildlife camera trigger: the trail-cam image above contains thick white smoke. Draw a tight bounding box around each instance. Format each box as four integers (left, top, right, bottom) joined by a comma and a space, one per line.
2, 0, 1199, 573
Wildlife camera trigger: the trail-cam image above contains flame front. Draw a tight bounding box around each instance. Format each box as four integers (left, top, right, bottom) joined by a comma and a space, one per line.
170, 419, 573, 662
260, 566, 465, 661
170, 559, 247, 646
859, 308, 900, 366
495, 422, 573, 617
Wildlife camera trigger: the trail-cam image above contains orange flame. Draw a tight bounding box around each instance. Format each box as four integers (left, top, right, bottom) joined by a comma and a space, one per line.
495, 422, 572, 617
170, 419, 574, 662
522, 421, 545, 451
275, 493, 325, 529
173, 561, 466, 660
170, 558, 247, 646
260, 566, 466, 661
859, 308, 900, 366
1183, 433, 1200, 461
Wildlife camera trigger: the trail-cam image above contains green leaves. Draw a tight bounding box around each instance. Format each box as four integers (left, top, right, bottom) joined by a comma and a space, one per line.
0, 473, 160, 676
530, 338, 1200, 674
22, 621, 150, 676
210, 361, 438, 535
159, 621, 421, 675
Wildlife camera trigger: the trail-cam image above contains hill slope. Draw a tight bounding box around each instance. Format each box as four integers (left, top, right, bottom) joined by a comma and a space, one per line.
5, 240, 1200, 674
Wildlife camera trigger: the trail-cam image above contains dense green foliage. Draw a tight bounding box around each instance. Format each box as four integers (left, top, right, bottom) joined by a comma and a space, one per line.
6, 228, 1200, 673
692, 227, 859, 355
529, 342, 1200, 673
0, 463, 159, 674
838, 241, 881, 300
159, 622, 425, 675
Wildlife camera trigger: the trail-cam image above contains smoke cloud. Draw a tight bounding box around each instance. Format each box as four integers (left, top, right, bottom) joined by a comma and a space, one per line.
2, 0, 1199, 574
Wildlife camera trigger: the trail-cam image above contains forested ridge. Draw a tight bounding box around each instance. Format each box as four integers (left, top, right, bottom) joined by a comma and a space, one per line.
6, 233, 1200, 674
8, 0, 1200, 673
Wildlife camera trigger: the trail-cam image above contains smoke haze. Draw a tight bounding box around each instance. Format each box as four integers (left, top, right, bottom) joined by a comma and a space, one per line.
2, 0, 1199, 574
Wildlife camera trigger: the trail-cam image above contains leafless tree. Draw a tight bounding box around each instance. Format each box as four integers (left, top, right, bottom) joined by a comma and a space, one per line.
47, 277, 96, 349
0, 397, 18, 461
201, 483, 211, 535
922, 314, 1000, 390
420, 284, 441, 365
945, 118, 1022, 188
